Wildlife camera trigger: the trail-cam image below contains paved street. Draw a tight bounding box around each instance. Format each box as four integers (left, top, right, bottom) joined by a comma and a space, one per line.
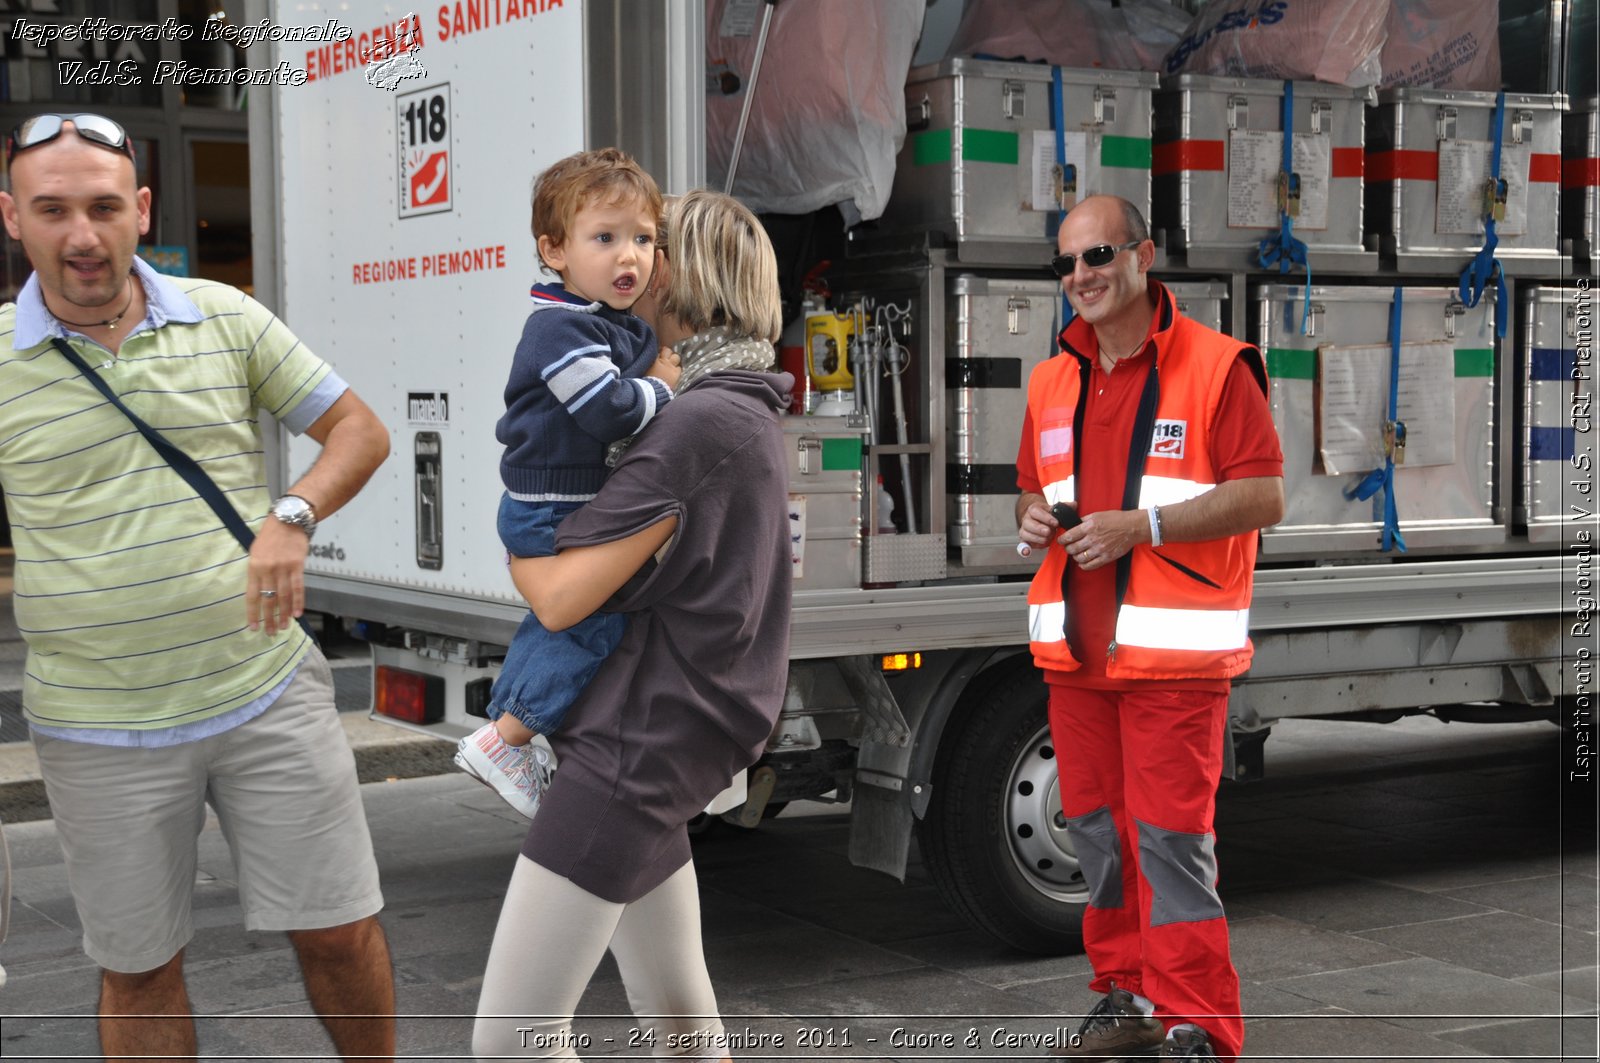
0, 710, 1595, 1061
0, 540, 1595, 1059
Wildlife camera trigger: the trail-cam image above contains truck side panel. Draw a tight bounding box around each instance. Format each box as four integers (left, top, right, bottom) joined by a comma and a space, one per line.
271, 5, 585, 602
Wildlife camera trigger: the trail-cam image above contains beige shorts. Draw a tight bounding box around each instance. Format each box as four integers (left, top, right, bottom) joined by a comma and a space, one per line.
33, 647, 384, 973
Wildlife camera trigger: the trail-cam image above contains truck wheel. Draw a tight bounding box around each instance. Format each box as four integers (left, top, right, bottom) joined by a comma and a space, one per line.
919, 667, 1087, 954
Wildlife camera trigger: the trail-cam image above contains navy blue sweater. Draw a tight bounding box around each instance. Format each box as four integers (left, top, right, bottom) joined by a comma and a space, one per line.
497, 283, 670, 499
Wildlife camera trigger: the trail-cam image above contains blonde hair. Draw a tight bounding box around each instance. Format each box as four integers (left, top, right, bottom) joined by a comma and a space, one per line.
655, 194, 676, 252
659, 189, 781, 342
530, 147, 662, 272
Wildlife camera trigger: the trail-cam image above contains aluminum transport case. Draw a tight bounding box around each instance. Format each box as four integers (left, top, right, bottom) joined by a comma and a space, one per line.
1564, 98, 1599, 266
1366, 88, 1568, 274
947, 275, 1227, 570
785, 416, 867, 590
1517, 286, 1594, 544
1253, 284, 1503, 555
1152, 75, 1376, 272
885, 59, 1157, 258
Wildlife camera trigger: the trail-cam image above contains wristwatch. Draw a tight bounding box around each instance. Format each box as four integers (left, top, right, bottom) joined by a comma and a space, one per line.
269, 494, 318, 540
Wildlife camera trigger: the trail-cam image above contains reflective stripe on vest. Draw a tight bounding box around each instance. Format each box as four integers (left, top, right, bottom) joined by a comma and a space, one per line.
1115, 603, 1250, 652
1029, 601, 1067, 645
1043, 475, 1076, 507
1137, 475, 1215, 509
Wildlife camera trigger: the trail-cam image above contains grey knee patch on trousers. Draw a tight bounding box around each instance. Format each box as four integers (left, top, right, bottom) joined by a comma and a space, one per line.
1135, 819, 1224, 926
1063, 806, 1123, 909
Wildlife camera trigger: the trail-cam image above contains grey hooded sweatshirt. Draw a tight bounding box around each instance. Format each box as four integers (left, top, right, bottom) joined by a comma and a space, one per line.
521, 369, 795, 903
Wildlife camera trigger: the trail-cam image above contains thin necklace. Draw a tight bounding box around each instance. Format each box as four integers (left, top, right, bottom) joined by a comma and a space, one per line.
1098, 334, 1144, 367
51, 274, 135, 331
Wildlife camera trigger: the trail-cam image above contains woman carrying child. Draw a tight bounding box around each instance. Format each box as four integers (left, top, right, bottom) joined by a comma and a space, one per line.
471, 188, 793, 1062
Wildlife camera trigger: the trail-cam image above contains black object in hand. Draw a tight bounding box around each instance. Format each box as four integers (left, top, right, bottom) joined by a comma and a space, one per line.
1050, 502, 1082, 530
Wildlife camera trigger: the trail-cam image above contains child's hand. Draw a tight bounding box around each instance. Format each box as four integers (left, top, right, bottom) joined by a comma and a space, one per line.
646, 346, 682, 391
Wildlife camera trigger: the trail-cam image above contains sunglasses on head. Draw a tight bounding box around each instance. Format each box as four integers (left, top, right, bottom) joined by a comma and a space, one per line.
7, 113, 135, 166
1050, 240, 1143, 278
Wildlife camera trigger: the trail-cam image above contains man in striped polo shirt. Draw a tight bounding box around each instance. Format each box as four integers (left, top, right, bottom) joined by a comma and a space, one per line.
0, 114, 395, 1059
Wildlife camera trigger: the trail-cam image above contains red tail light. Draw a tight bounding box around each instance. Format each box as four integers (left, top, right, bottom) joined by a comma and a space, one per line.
374, 665, 443, 725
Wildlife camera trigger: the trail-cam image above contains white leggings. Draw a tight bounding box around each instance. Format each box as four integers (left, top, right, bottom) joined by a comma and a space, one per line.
472, 856, 726, 1061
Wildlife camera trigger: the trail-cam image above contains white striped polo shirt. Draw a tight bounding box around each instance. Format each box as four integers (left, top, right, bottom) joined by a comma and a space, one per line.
0, 264, 338, 731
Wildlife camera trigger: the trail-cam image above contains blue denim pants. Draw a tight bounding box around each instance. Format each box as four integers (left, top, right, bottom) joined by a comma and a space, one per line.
489, 494, 625, 734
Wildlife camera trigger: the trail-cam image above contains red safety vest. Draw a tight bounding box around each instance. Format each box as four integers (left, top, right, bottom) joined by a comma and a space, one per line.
1025, 285, 1268, 680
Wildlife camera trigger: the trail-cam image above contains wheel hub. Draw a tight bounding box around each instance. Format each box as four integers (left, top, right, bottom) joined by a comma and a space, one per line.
1003, 723, 1088, 903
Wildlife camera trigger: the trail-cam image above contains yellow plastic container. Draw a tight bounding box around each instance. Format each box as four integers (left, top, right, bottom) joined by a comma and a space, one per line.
805, 311, 855, 392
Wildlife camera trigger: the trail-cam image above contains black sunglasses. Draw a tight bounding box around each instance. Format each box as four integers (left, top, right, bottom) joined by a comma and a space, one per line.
7, 113, 135, 166
1050, 240, 1143, 278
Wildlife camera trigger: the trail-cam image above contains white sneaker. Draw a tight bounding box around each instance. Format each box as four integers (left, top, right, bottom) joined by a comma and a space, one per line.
453, 722, 555, 820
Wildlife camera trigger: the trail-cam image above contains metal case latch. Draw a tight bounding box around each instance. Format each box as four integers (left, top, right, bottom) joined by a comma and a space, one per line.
909, 94, 931, 132
1227, 95, 1249, 130
1437, 106, 1458, 141
1302, 301, 1325, 337
1007, 297, 1031, 335
1093, 87, 1115, 126
1444, 299, 1467, 339
1511, 109, 1534, 144
796, 436, 821, 475
1003, 81, 1026, 120
1309, 99, 1332, 135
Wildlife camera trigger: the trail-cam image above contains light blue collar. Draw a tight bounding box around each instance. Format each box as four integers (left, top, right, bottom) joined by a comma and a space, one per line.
12, 255, 205, 350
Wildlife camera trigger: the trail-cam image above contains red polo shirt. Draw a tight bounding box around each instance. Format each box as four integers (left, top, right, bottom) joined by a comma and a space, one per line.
1016, 285, 1284, 692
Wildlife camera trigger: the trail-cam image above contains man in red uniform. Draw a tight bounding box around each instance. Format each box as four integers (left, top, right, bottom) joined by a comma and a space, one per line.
1016, 195, 1284, 1062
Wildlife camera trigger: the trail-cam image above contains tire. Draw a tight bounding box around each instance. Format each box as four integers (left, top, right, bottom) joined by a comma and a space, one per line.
918, 665, 1087, 955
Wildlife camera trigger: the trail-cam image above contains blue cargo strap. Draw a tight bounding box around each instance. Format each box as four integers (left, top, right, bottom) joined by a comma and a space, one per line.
1256, 80, 1311, 333
1051, 64, 1074, 331
1458, 90, 1508, 338
1346, 287, 1408, 552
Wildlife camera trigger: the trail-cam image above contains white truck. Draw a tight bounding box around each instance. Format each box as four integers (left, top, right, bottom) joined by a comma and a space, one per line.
253, 1, 1591, 953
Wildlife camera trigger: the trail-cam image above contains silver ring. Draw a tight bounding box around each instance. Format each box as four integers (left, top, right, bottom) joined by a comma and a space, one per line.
258, 589, 278, 598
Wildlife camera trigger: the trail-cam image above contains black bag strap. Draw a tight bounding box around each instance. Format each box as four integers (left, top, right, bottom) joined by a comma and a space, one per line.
52, 337, 258, 551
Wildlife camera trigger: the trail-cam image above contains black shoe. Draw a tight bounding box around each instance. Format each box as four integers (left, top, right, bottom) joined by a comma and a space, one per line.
1160, 1026, 1219, 1060
1047, 986, 1164, 1059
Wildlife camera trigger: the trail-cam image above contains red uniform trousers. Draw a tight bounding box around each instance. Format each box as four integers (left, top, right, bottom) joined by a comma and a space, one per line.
1048, 684, 1244, 1060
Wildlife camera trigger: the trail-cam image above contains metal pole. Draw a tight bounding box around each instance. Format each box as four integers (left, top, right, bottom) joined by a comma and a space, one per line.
724, 0, 778, 194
